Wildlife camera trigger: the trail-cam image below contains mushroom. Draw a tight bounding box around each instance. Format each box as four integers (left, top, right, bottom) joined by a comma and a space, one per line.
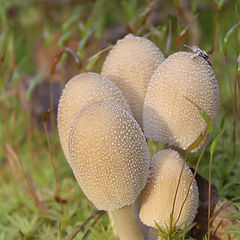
101, 34, 165, 128
68, 101, 150, 240
139, 149, 199, 231
57, 72, 130, 164
143, 51, 219, 151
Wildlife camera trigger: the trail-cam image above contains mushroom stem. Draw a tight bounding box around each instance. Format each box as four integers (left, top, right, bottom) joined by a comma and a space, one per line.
133, 194, 151, 240
109, 205, 145, 240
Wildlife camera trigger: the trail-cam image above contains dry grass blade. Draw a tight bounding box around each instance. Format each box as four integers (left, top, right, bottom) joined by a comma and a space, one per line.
62, 47, 82, 68
82, 211, 106, 240
210, 201, 237, 239
175, 23, 190, 45
50, 47, 81, 76
175, 14, 199, 45
132, 0, 159, 35
192, 174, 237, 240
4, 142, 49, 213
165, 20, 172, 54
67, 210, 105, 240
50, 50, 63, 75
177, 0, 200, 45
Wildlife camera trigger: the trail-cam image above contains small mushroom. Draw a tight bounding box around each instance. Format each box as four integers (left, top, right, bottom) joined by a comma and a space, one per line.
143, 51, 219, 151
101, 34, 165, 128
57, 72, 130, 164
69, 101, 150, 240
139, 149, 199, 230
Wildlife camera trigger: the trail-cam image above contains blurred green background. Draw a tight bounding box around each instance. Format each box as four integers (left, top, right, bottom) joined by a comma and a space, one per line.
0, 0, 239, 239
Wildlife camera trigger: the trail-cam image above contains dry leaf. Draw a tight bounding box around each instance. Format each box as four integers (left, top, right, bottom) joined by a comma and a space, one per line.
191, 170, 237, 240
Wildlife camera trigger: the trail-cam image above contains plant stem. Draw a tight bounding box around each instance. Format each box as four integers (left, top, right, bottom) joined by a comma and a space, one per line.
208, 153, 213, 240
169, 151, 189, 236
174, 134, 209, 229
169, 131, 207, 235
43, 120, 64, 214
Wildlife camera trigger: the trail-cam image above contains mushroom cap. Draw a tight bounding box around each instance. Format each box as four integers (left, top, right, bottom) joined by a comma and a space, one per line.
57, 72, 131, 163
139, 149, 199, 229
143, 51, 219, 151
69, 101, 150, 211
101, 34, 165, 128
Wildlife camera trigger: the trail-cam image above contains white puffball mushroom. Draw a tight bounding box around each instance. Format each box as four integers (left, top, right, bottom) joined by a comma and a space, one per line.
57, 72, 130, 164
139, 149, 199, 230
101, 34, 165, 128
69, 101, 150, 240
69, 101, 149, 211
143, 51, 219, 151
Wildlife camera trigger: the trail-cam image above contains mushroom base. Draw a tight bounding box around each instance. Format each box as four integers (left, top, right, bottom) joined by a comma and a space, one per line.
108, 204, 144, 240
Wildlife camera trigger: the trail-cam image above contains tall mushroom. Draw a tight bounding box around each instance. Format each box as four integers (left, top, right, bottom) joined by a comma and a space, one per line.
143, 51, 218, 151
101, 34, 165, 128
57, 72, 130, 164
68, 101, 150, 240
140, 149, 199, 231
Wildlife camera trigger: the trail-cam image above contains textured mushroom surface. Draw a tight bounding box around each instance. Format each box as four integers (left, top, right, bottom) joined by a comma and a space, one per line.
57, 72, 130, 163
143, 51, 219, 151
139, 149, 199, 229
69, 101, 149, 211
101, 34, 165, 128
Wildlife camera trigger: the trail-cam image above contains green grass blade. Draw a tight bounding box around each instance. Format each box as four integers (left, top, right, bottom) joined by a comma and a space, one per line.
210, 124, 226, 157
26, 66, 46, 101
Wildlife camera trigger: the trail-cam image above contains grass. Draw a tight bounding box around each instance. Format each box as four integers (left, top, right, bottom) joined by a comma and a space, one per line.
0, 0, 240, 239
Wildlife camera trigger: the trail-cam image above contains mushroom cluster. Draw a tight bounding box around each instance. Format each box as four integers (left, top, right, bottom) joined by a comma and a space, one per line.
58, 34, 219, 239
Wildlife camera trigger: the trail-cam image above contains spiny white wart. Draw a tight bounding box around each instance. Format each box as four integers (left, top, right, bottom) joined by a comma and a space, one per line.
101, 34, 165, 128
68, 101, 149, 211
57, 72, 130, 164
143, 51, 219, 151
139, 149, 199, 229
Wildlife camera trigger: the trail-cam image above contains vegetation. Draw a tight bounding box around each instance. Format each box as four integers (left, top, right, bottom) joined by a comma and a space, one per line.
0, 0, 239, 239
